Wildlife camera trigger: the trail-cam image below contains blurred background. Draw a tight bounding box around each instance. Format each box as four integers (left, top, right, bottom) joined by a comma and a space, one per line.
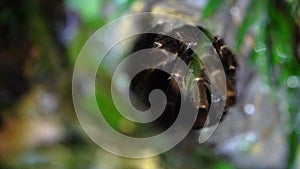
0, 0, 300, 168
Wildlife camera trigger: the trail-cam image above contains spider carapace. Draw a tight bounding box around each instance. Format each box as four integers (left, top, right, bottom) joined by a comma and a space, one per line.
129, 24, 238, 130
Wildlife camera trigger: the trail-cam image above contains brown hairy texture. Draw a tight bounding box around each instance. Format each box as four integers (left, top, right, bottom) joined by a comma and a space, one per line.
129, 25, 238, 130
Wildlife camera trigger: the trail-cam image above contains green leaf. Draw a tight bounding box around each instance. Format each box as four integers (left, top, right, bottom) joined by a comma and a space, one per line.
267, 2, 297, 84
213, 161, 235, 169
250, 17, 269, 83
202, 0, 225, 19
96, 79, 122, 130
236, 0, 268, 49
265, 2, 300, 169
66, 0, 101, 22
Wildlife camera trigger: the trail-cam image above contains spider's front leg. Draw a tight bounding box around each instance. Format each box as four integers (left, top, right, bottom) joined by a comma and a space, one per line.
212, 36, 238, 109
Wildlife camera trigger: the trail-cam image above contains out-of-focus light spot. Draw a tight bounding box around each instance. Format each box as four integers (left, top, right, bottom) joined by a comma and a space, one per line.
250, 142, 262, 154
220, 133, 256, 153
239, 140, 250, 152
136, 156, 161, 169
114, 73, 129, 92
230, 7, 240, 16
254, 43, 266, 53
259, 83, 270, 95
39, 92, 58, 114
244, 104, 255, 115
287, 75, 299, 88
239, 133, 257, 152
246, 132, 257, 142
230, 6, 241, 23
119, 118, 136, 134
245, 34, 255, 48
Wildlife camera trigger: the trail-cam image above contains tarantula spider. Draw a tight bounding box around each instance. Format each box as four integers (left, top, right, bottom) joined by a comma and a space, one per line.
129, 24, 238, 130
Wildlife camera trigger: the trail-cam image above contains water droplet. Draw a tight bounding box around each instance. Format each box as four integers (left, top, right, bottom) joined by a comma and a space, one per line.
276, 48, 289, 59
259, 83, 270, 95
211, 94, 221, 103
254, 42, 266, 53
287, 76, 299, 88
244, 104, 255, 115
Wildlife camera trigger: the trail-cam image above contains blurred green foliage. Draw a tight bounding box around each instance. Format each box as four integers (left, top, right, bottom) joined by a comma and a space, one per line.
67, 0, 136, 65
68, 0, 300, 168
203, 0, 300, 168
202, 0, 225, 19
1, 0, 299, 168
